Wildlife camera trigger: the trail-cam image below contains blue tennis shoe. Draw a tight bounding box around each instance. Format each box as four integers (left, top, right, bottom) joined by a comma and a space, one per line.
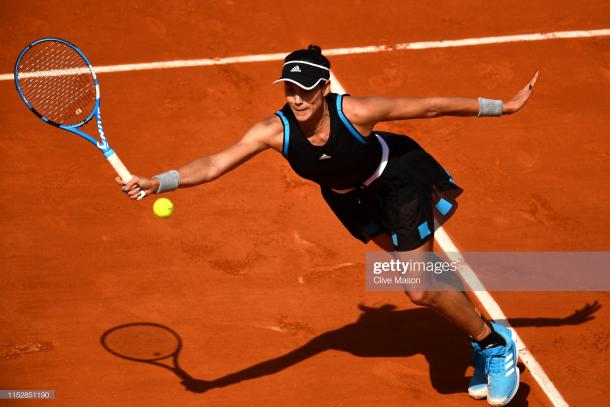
479, 322, 520, 406
468, 341, 488, 399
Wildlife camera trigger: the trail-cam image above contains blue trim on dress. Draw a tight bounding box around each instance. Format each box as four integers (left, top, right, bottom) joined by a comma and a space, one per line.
275, 111, 290, 157
435, 197, 453, 216
336, 94, 367, 144
391, 231, 399, 247
443, 167, 456, 185
418, 222, 432, 240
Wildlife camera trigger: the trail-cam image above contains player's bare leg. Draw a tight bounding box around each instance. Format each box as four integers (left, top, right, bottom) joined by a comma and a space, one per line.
373, 233, 520, 405
372, 233, 489, 339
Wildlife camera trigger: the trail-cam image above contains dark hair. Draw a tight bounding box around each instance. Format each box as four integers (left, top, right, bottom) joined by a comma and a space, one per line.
284, 44, 330, 69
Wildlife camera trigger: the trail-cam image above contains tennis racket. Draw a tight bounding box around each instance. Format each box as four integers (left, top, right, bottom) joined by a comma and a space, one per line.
101, 322, 193, 381
14, 37, 145, 200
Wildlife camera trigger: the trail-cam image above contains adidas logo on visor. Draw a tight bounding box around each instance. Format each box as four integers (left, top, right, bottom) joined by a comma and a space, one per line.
290, 65, 301, 73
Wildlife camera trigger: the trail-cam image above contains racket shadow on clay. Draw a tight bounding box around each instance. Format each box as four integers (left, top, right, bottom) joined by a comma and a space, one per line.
100, 322, 213, 392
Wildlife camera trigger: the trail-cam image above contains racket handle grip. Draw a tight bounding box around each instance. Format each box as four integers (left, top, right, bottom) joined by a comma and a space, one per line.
106, 152, 133, 183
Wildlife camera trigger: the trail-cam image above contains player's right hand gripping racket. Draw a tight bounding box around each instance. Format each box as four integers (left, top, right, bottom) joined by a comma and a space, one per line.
14, 38, 145, 200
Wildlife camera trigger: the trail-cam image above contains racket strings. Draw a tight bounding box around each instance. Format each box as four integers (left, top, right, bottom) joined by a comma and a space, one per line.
36, 44, 96, 122
20, 45, 94, 123
21, 43, 93, 108
17, 41, 97, 126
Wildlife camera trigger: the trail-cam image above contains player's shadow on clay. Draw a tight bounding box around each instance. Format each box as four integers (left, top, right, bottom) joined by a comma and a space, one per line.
101, 301, 600, 405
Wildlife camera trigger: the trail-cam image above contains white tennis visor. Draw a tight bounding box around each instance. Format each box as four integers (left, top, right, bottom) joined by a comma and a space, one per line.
273, 60, 330, 90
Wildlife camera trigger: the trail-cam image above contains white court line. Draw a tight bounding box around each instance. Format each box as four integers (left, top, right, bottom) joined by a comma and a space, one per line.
329, 71, 569, 407
3, 28, 609, 81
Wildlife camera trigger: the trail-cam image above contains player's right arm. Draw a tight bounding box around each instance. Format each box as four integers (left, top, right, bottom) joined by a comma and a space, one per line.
119, 115, 284, 199
178, 116, 282, 186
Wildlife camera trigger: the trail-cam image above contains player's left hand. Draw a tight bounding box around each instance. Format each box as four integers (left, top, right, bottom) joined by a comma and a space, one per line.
503, 70, 539, 114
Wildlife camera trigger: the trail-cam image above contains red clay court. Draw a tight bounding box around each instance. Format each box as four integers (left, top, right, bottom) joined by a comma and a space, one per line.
1, 1, 609, 406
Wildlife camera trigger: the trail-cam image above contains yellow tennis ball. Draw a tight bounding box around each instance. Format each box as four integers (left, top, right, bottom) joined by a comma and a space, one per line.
153, 198, 174, 218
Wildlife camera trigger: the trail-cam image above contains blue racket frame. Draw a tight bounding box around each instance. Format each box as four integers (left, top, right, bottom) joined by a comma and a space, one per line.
14, 37, 116, 158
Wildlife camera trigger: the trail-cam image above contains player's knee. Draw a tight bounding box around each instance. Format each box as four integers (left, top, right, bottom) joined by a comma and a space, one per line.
404, 290, 436, 306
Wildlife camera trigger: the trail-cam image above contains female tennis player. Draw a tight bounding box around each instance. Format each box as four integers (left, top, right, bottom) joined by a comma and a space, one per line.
119, 45, 537, 406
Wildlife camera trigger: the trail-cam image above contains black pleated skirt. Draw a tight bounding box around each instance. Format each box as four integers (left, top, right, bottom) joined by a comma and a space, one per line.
321, 131, 463, 251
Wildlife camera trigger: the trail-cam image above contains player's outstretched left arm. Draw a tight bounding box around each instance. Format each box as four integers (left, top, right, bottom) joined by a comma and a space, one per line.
345, 71, 539, 131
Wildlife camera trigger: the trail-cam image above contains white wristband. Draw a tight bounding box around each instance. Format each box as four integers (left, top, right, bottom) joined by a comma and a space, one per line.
153, 170, 180, 194
478, 98, 503, 117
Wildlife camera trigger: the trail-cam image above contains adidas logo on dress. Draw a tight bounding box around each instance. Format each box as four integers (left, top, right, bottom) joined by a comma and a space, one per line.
319, 154, 331, 160
290, 65, 301, 73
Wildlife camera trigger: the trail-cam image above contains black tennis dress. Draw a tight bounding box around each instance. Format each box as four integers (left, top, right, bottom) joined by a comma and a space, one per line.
275, 93, 463, 251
